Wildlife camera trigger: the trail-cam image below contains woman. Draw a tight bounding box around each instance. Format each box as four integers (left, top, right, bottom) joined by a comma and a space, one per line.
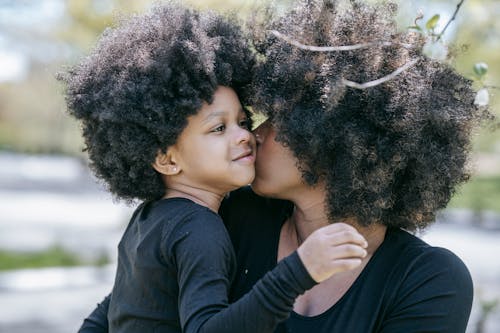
223, 0, 488, 331
81, 0, 489, 332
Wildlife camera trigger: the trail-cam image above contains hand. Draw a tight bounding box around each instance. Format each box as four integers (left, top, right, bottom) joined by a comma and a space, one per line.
297, 223, 368, 283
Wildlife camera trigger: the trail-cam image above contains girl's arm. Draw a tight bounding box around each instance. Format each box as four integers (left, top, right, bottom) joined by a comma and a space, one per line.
77, 214, 312, 333
171, 211, 314, 333
77, 250, 311, 333
78, 212, 366, 333
78, 294, 110, 333
173, 212, 366, 333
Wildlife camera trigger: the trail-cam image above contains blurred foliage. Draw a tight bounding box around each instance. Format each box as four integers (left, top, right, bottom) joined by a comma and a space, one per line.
451, 0, 500, 153
59, 0, 154, 52
0, 245, 110, 271
0, 64, 82, 153
0, 0, 291, 155
0, 0, 498, 158
59, 0, 293, 53
448, 175, 500, 213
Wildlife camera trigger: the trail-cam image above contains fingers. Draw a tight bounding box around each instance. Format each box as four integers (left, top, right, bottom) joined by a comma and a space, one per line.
327, 230, 368, 248
327, 243, 367, 260
297, 223, 369, 283
329, 258, 363, 274
308, 256, 365, 283
312, 224, 368, 248
317, 222, 358, 235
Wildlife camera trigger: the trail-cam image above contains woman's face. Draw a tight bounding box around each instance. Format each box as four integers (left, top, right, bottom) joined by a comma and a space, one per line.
251, 120, 304, 199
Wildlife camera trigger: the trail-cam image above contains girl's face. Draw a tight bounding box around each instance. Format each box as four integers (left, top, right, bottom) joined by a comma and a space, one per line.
170, 86, 256, 194
251, 120, 304, 199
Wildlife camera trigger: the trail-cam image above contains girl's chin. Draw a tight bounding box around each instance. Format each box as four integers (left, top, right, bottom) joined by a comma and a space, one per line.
229, 174, 255, 191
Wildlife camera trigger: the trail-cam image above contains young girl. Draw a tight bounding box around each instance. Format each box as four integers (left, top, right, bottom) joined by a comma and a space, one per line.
61, 3, 367, 333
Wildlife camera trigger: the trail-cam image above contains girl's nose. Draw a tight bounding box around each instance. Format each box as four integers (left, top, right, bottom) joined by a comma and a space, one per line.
236, 125, 252, 144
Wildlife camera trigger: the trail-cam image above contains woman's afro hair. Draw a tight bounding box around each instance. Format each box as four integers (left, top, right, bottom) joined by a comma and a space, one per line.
250, 0, 492, 231
60, 2, 255, 202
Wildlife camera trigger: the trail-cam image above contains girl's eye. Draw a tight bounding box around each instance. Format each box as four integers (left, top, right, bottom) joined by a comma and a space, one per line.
239, 119, 250, 129
212, 124, 225, 133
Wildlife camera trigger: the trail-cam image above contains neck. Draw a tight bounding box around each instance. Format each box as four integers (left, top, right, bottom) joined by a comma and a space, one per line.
164, 184, 224, 213
288, 183, 387, 255
287, 183, 330, 242
354, 223, 387, 256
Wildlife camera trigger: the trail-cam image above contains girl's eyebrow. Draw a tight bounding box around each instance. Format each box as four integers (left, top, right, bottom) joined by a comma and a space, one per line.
202, 109, 245, 123
202, 111, 227, 123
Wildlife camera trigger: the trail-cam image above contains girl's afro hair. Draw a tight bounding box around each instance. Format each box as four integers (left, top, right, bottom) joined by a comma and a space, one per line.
60, 2, 255, 201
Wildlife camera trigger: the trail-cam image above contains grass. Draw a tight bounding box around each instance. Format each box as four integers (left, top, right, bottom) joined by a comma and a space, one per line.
448, 175, 500, 213
0, 245, 110, 271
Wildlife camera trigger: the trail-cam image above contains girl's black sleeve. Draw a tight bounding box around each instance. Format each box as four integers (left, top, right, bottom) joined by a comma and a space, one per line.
77, 210, 316, 333
170, 211, 316, 333
78, 294, 110, 333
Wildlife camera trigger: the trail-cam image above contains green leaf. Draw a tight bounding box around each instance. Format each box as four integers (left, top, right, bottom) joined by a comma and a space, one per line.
426, 14, 440, 30
473, 62, 489, 77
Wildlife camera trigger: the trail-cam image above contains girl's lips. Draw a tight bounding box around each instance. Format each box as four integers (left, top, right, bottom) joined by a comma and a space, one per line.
233, 151, 255, 163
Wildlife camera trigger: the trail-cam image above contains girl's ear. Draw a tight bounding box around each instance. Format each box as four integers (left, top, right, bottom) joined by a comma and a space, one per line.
152, 148, 181, 176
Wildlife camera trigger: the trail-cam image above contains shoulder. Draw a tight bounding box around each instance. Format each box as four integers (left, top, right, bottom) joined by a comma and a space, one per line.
153, 200, 235, 264
220, 186, 291, 227
147, 199, 225, 245
381, 229, 473, 330
220, 186, 292, 244
382, 228, 473, 299
388, 228, 470, 274
220, 186, 269, 215
167, 200, 224, 234
364, 228, 474, 332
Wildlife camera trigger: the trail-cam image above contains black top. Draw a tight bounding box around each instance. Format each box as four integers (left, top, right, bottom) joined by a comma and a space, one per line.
80, 187, 474, 333
100, 197, 315, 333
222, 187, 474, 333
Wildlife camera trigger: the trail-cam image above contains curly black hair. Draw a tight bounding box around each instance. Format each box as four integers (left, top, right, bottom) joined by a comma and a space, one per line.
250, 0, 492, 231
60, 2, 255, 201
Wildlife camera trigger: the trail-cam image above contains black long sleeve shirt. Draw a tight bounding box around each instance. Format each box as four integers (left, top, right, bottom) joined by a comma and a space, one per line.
96, 197, 315, 333
223, 187, 474, 333
81, 187, 474, 333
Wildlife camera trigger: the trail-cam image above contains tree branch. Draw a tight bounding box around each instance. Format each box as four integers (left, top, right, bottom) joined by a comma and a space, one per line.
342, 59, 419, 89
436, 0, 466, 41
269, 30, 413, 51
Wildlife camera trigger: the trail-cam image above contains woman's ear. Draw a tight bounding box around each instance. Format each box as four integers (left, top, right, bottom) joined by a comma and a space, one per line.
152, 148, 181, 176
